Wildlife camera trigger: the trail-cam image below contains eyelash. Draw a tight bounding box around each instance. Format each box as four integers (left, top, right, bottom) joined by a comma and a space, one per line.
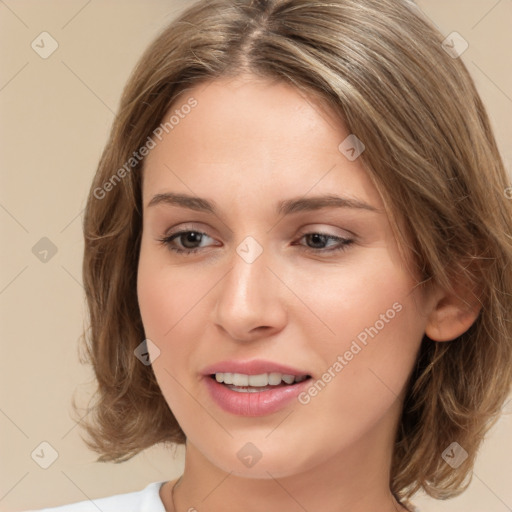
157, 230, 354, 256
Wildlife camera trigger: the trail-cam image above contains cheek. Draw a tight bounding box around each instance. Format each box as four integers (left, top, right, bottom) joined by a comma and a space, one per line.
297, 248, 423, 354
136, 243, 218, 386
295, 311, 420, 469
137, 244, 204, 340
295, 250, 425, 416
136, 247, 204, 423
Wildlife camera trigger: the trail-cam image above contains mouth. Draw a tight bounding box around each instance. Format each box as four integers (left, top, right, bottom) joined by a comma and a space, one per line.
209, 372, 312, 393
201, 359, 314, 415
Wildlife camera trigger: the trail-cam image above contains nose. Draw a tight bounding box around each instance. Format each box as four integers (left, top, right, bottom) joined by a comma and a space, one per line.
211, 243, 288, 342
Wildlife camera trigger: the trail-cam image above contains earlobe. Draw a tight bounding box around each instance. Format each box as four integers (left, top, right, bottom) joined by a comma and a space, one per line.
425, 290, 481, 342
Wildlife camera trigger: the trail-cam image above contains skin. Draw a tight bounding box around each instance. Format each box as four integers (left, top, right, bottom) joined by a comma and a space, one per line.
137, 74, 477, 512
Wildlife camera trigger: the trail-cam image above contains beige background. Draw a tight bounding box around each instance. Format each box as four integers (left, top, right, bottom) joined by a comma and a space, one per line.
0, 1, 511, 511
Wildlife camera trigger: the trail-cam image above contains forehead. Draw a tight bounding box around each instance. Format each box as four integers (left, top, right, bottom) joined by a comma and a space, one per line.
142, 75, 383, 212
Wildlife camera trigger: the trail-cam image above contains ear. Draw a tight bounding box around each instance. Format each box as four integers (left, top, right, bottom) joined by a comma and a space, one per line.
425, 280, 482, 342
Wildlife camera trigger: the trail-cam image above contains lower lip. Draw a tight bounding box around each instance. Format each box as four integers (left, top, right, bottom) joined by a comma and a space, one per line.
203, 376, 312, 416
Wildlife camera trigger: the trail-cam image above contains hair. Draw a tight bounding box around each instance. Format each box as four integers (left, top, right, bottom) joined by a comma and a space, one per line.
76, 0, 512, 503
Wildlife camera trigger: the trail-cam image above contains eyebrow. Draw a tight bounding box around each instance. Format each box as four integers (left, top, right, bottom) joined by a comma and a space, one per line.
147, 192, 379, 215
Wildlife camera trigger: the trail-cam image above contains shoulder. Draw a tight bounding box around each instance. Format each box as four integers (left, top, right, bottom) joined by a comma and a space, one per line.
25, 481, 168, 512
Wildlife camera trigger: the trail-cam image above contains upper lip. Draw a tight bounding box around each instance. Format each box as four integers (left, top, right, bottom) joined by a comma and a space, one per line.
201, 359, 310, 377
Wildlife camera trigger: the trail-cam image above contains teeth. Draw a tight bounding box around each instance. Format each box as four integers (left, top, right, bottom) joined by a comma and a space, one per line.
232, 373, 249, 386
214, 372, 308, 387
268, 372, 282, 385
248, 374, 268, 386
221, 372, 233, 384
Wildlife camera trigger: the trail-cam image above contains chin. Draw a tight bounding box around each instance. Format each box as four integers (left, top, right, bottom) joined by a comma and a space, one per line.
195, 434, 325, 480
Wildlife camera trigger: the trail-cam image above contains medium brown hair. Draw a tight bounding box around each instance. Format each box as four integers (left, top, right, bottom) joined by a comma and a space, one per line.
77, 0, 512, 501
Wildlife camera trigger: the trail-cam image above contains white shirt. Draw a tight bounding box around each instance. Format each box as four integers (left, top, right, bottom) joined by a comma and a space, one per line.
27, 480, 421, 512
27, 481, 167, 512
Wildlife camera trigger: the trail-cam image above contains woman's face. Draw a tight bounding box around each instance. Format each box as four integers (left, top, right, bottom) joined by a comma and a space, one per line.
137, 75, 433, 478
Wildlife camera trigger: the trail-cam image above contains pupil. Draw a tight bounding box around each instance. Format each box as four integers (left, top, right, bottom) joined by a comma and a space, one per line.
308, 233, 327, 248
183, 232, 202, 248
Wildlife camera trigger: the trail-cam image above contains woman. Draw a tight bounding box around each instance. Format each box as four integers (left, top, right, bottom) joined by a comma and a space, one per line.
31, 0, 512, 510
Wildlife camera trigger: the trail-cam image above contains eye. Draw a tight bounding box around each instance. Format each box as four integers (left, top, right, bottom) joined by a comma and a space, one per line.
157, 230, 217, 254
295, 232, 354, 254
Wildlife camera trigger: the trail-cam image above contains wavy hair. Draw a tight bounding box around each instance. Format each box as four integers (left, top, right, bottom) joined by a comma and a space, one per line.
76, 0, 512, 502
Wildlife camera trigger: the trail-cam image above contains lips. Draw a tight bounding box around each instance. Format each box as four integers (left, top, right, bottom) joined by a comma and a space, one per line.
201, 359, 313, 416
